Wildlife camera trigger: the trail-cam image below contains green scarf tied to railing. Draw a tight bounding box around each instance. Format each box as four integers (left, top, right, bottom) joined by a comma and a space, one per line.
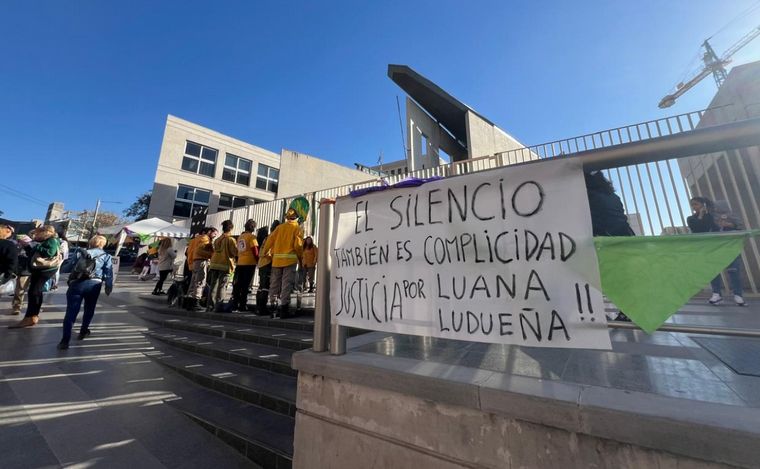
594, 230, 759, 333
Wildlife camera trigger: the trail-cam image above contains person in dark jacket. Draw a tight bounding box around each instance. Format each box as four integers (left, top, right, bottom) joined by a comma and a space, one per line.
585, 171, 634, 322
10, 225, 60, 328
58, 235, 114, 350
11, 234, 33, 315
687, 197, 746, 306
585, 171, 635, 237
0, 223, 17, 281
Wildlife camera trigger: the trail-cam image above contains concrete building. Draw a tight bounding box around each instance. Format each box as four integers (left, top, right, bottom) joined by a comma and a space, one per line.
45, 202, 65, 223
147, 115, 370, 222
677, 60, 760, 292
276, 149, 372, 199
373, 65, 532, 175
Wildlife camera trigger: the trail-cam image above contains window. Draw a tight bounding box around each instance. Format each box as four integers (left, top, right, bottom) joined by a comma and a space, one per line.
218, 193, 248, 211
255, 164, 279, 193
173, 184, 211, 218
420, 134, 428, 156
181, 141, 217, 177
222, 153, 252, 186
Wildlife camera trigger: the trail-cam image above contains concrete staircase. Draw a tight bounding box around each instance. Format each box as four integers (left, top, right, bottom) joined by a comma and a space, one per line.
135, 299, 317, 469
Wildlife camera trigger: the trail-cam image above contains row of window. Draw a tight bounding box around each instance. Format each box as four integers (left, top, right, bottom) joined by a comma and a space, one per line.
181, 141, 279, 192
172, 184, 265, 218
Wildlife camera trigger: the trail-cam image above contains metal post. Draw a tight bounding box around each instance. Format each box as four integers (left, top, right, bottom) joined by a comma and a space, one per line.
91, 199, 101, 237
330, 321, 347, 355
313, 199, 334, 353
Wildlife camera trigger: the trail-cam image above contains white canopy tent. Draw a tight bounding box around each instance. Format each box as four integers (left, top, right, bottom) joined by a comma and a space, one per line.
104, 218, 190, 278
107, 218, 190, 239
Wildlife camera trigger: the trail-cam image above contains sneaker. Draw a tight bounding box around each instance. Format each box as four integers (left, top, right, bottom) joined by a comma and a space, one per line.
734, 295, 746, 306
57, 341, 69, 350
615, 312, 631, 322
77, 329, 91, 341
708, 293, 723, 305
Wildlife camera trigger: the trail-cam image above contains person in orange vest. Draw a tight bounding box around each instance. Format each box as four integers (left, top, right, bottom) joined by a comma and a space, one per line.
300, 236, 318, 293
232, 219, 258, 311
206, 220, 238, 311
186, 226, 217, 311
261, 209, 303, 318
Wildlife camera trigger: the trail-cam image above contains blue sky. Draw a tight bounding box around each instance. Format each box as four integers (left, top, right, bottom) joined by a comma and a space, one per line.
1, 0, 758, 220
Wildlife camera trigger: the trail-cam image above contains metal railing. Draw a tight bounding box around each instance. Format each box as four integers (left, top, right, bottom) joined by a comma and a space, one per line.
317, 116, 760, 354
211, 104, 731, 233
206, 104, 760, 293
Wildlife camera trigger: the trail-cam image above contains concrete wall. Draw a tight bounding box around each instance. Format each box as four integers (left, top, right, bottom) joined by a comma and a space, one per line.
465, 111, 525, 161
294, 373, 729, 469
407, 98, 467, 170
147, 115, 280, 222
276, 149, 372, 199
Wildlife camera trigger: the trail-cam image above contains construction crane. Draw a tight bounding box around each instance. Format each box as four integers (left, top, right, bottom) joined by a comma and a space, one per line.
658, 25, 760, 109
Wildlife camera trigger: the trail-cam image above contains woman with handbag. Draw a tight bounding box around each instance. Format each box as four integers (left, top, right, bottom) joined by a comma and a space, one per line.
10, 225, 61, 328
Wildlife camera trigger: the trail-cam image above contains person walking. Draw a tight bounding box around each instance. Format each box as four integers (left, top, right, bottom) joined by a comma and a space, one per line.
687, 197, 746, 306
300, 236, 318, 293
232, 219, 258, 311
11, 234, 33, 315
10, 225, 61, 328
206, 220, 238, 311
152, 238, 176, 295
58, 235, 113, 350
262, 210, 303, 318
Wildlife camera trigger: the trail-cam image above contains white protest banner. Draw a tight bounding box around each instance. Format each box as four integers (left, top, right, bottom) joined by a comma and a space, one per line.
330, 158, 611, 349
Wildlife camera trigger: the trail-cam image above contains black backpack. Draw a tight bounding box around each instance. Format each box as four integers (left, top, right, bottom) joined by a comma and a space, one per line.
68, 250, 106, 285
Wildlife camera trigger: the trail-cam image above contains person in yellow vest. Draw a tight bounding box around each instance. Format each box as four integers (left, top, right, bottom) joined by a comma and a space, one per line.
300, 236, 318, 293
186, 226, 217, 311
255, 221, 278, 316
232, 219, 258, 311
206, 220, 238, 311
261, 210, 303, 318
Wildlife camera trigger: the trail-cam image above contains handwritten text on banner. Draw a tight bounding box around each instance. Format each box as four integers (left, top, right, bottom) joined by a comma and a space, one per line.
330, 158, 611, 349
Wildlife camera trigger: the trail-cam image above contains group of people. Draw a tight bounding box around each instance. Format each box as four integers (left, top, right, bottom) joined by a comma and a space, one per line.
0, 176, 747, 346
585, 171, 748, 312
180, 208, 318, 319
0, 224, 113, 349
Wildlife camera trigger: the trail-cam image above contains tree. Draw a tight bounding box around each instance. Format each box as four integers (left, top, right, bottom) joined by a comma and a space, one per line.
124, 191, 151, 221
96, 211, 122, 228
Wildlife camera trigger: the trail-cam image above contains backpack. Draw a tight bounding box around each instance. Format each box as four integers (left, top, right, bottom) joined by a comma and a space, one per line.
68, 250, 106, 285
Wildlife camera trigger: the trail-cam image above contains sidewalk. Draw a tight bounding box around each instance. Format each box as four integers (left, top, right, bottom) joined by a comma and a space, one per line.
0, 275, 253, 469
2, 272, 759, 467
